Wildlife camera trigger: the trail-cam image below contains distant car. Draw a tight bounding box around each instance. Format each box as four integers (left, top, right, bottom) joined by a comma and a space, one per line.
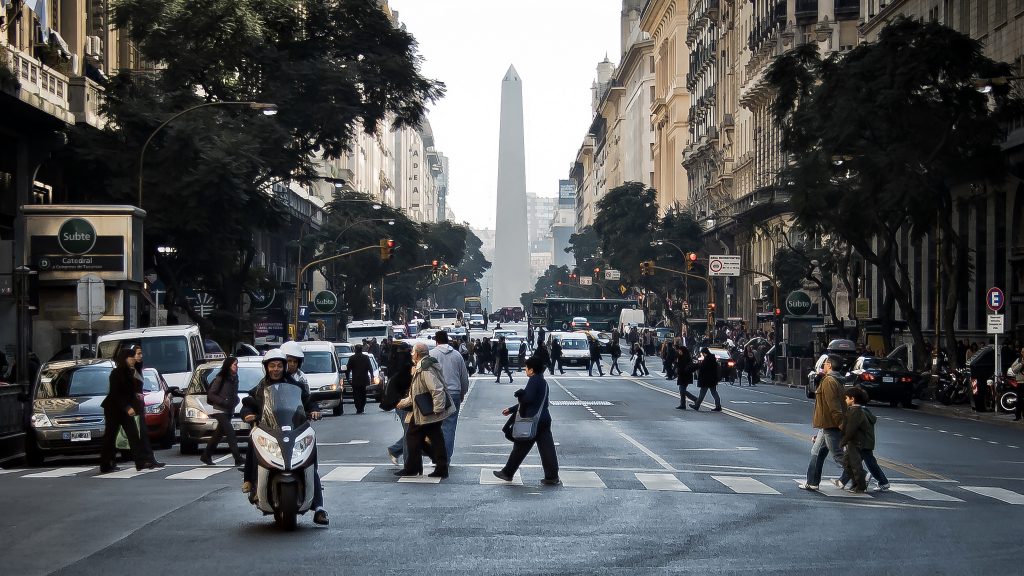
177, 357, 264, 455
706, 347, 737, 382
333, 342, 354, 357
392, 325, 408, 339
25, 359, 113, 465
337, 353, 384, 403
847, 356, 918, 407
141, 367, 177, 449
298, 341, 344, 415
448, 326, 469, 340
570, 317, 590, 329
805, 339, 859, 399
468, 314, 486, 330
234, 343, 261, 357
550, 332, 590, 368
491, 337, 528, 369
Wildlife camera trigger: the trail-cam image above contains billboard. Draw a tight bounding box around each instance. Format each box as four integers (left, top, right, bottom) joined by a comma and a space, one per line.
558, 179, 576, 206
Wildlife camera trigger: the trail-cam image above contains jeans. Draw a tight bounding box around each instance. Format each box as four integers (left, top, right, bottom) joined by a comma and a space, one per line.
678, 384, 699, 406
632, 357, 648, 376
440, 394, 462, 463
588, 358, 604, 376
693, 386, 722, 409
609, 357, 622, 375
549, 358, 564, 374
805, 427, 845, 486
495, 365, 513, 382
839, 448, 889, 486
388, 408, 410, 466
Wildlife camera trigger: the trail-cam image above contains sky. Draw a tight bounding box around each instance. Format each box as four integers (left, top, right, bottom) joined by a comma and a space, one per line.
388, 0, 622, 230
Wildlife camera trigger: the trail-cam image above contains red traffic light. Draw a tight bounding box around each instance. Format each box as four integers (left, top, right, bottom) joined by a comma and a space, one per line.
774, 308, 782, 316
687, 252, 698, 262
386, 239, 395, 248
432, 260, 439, 267
594, 267, 600, 274
708, 302, 716, 311
557, 281, 563, 286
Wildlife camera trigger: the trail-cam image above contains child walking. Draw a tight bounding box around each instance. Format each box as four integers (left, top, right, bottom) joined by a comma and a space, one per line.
837, 386, 889, 493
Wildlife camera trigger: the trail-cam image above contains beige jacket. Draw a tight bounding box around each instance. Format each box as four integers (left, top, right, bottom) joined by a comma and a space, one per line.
812, 373, 846, 429
404, 356, 456, 425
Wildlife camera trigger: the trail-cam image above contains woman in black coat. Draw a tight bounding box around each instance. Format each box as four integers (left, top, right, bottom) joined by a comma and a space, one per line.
201, 356, 243, 466
532, 342, 551, 373
690, 348, 723, 411
675, 344, 698, 409
384, 345, 415, 466
99, 348, 162, 472
494, 356, 559, 485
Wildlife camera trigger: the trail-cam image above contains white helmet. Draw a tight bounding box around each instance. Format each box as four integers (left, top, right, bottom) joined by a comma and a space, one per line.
280, 341, 305, 361
262, 348, 287, 370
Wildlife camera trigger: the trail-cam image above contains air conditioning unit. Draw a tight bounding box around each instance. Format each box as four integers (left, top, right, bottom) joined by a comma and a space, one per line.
85, 36, 103, 57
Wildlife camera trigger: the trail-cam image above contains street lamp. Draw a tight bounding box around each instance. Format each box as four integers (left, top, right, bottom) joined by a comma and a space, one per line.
137, 101, 277, 207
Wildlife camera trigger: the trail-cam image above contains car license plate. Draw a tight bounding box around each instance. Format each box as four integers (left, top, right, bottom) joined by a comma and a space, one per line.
65, 431, 91, 442
232, 421, 249, 431
883, 377, 894, 383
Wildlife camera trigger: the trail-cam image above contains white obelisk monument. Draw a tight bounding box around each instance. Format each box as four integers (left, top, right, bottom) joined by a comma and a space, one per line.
493, 65, 531, 310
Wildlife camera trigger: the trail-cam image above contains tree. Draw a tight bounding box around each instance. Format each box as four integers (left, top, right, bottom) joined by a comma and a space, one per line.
593, 182, 658, 287
520, 266, 573, 309
766, 17, 1021, 365
63, 0, 443, 341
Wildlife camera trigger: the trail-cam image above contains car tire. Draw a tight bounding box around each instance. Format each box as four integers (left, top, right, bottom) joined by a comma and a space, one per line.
180, 439, 199, 455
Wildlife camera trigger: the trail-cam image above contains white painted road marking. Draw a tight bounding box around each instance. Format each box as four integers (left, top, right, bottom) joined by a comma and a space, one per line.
559, 470, 606, 488
793, 479, 871, 498
960, 486, 1024, 504
318, 440, 371, 446
635, 473, 690, 491
713, 475, 779, 494
166, 467, 232, 480
96, 467, 160, 479
322, 466, 374, 482
889, 483, 964, 502
22, 467, 94, 478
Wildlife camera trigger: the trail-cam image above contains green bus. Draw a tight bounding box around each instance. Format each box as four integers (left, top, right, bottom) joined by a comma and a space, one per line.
533, 297, 638, 332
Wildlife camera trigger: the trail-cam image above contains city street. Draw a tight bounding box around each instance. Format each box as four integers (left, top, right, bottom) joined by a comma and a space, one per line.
2, 325, 1022, 575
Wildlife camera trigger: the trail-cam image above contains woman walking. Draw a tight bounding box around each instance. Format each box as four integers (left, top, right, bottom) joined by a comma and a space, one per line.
99, 348, 163, 472
493, 356, 560, 485
690, 348, 723, 411
608, 337, 623, 376
675, 343, 698, 409
200, 356, 243, 467
631, 342, 649, 376
128, 345, 158, 460
383, 344, 414, 466
394, 343, 454, 478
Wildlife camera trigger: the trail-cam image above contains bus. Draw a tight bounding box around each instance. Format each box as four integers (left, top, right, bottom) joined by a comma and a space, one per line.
428, 308, 460, 330
530, 300, 547, 328
536, 297, 638, 332
344, 320, 392, 345
464, 296, 483, 315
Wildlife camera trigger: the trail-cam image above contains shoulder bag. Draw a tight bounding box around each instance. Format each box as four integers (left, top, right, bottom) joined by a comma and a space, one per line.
206, 377, 225, 414
511, 383, 548, 441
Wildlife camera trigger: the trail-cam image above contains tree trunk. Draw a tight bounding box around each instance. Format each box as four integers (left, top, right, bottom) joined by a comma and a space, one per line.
940, 220, 964, 369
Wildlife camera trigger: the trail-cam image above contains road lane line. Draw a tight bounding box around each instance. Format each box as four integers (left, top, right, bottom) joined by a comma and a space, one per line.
559, 470, 606, 488
889, 483, 964, 502
166, 467, 232, 480
23, 467, 95, 478
713, 475, 779, 494
960, 486, 1024, 504
322, 466, 374, 482
635, 473, 690, 491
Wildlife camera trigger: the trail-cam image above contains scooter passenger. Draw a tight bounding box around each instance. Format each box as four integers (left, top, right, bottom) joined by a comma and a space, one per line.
240, 348, 329, 525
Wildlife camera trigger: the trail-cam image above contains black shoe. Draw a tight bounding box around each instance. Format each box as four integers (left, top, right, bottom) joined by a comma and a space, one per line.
200, 454, 214, 466
492, 470, 513, 482
711, 406, 722, 412
427, 470, 448, 479
313, 508, 329, 526
495, 379, 500, 383
541, 477, 562, 486
1013, 416, 1022, 421
394, 470, 421, 477
675, 405, 685, 410
99, 465, 122, 474
356, 410, 364, 414
689, 403, 700, 411
234, 457, 245, 467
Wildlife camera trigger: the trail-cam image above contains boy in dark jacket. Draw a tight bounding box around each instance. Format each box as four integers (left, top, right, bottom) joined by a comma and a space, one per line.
839, 386, 875, 493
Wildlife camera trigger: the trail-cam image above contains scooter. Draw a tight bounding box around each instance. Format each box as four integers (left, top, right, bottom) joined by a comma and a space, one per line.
935, 367, 971, 405
247, 382, 319, 530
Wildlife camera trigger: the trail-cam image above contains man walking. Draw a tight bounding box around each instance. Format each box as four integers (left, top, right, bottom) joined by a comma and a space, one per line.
430, 331, 470, 464
549, 338, 565, 375
800, 355, 848, 491
588, 337, 604, 377
345, 344, 374, 414
537, 327, 546, 349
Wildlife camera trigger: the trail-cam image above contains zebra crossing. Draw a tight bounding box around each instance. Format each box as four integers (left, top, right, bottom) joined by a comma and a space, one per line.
5, 463, 1024, 506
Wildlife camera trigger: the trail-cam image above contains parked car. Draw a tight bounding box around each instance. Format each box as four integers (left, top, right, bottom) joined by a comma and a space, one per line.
805, 339, 859, 398
337, 353, 384, 403
298, 342, 343, 415
97, 325, 223, 391
706, 347, 737, 382
177, 357, 265, 455
847, 356, 918, 407
141, 367, 177, 448
25, 359, 114, 465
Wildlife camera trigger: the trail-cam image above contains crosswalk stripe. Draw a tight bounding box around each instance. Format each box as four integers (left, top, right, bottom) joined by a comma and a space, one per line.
397, 474, 442, 484
322, 466, 373, 482
166, 467, 233, 480
792, 479, 871, 498
559, 470, 606, 488
635, 473, 690, 491
960, 486, 1024, 505
480, 468, 522, 485
97, 467, 161, 479
889, 483, 964, 502
713, 475, 779, 494
22, 467, 94, 478
0, 468, 27, 475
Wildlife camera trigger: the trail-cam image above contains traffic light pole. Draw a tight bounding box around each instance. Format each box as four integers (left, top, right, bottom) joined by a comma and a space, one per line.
293, 244, 380, 340
650, 264, 715, 324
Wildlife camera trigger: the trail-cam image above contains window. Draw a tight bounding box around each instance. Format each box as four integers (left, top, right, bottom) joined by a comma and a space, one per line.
649, 55, 655, 73
994, 0, 1007, 23
978, 0, 989, 32
959, 0, 971, 31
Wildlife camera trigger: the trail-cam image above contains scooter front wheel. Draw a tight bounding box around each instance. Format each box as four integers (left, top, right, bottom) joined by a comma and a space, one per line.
274, 483, 299, 531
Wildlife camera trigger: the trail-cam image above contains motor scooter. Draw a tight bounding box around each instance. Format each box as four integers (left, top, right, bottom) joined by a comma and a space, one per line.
247, 382, 319, 530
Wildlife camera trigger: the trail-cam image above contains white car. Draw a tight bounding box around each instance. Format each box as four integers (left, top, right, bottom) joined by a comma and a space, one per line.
299, 342, 344, 414
548, 331, 590, 368
468, 314, 486, 329
493, 329, 519, 340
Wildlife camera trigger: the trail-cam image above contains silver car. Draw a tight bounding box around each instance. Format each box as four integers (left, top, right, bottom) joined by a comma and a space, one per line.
176, 357, 264, 455
26, 359, 114, 465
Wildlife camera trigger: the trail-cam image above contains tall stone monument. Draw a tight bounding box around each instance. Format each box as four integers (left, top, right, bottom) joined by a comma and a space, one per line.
493, 65, 531, 311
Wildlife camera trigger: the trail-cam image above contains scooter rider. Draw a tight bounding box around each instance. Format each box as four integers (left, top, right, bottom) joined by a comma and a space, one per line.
279, 341, 329, 520
240, 348, 329, 526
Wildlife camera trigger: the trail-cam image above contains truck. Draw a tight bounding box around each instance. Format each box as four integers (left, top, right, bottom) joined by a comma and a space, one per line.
344, 320, 392, 345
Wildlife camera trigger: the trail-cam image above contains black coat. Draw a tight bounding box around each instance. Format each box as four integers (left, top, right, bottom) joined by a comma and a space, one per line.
508, 373, 551, 424
496, 344, 510, 367
697, 353, 720, 388
207, 374, 240, 412
346, 352, 373, 387
675, 347, 693, 376
589, 340, 602, 360
102, 366, 141, 413
380, 363, 412, 411
550, 341, 562, 359
532, 345, 551, 368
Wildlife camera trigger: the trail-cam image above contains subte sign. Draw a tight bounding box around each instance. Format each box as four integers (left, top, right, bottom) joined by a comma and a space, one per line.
986, 287, 1004, 312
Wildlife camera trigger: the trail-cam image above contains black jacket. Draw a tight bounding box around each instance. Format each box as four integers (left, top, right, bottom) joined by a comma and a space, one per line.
610, 342, 621, 358
102, 366, 141, 413
380, 363, 412, 411
675, 346, 692, 374
550, 341, 562, 359
345, 352, 374, 387
207, 374, 240, 412
532, 345, 550, 368
508, 373, 551, 424
240, 375, 318, 422
589, 340, 602, 360
497, 344, 510, 367
697, 353, 720, 388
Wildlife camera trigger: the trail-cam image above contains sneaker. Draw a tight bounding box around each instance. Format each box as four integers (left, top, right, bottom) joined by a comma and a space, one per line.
689, 403, 700, 411
798, 483, 818, 491
313, 508, 329, 526
873, 483, 890, 492
387, 450, 399, 466
711, 406, 722, 412
831, 479, 846, 489
847, 487, 866, 494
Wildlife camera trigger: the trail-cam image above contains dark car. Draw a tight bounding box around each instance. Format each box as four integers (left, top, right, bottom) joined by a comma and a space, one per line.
805, 339, 859, 399
707, 347, 737, 382
25, 360, 114, 465
847, 356, 918, 407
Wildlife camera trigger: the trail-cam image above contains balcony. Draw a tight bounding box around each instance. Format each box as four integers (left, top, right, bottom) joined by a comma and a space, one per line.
2, 44, 73, 123
68, 76, 105, 128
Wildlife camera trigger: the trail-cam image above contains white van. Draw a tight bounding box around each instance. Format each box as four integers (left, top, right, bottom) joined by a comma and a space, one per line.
549, 331, 591, 368
345, 320, 392, 345
618, 308, 646, 333
97, 325, 223, 390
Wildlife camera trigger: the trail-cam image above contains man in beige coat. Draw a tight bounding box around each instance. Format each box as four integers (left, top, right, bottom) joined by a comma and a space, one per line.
395, 343, 455, 478
800, 354, 847, 490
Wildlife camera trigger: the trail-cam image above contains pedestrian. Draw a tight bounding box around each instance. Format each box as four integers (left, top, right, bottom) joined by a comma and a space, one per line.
430, 330, 471, 464
99, 348, 163, 473
481, 338, 494, 374
608, 337, 623, 375
675, 343, 698, 409
799, 354, 848, 491
549, 338, 565, 375
494, 336, 513, 383
493, 356, 560, 485
517, 340, 528, 372
663, 340, 676, 380
833, 386, 890, 492
630, 342, 649, 376
588, 337, 604, 377
527, 325, 535, 350
537, 327, 546, 348
382, 343, 414, 466
345, 344, 374, 414
533, 341, 551, 372
200, 356, 244, 467
127, 345, 158, 459
690, 348, 723, 411
1008, 346, 1024, 421
744, 346, 759, 386
395, 343, 454, 478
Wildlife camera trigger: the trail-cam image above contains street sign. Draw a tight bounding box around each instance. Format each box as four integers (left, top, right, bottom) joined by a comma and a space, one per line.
708, 255, 740, 277
312, 290, 337, 313
986, 287, 1004, 312
604, 269, 620, 281
580, 276, 593, 286
785, 290, 812, 316
77, 274, 105, 321
855, 297, 870, 318
987, 314, 1004, 334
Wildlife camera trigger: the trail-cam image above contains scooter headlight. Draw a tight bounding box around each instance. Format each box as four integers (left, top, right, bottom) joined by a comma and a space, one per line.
291, 430, 316, 466
252, 428, 283, 462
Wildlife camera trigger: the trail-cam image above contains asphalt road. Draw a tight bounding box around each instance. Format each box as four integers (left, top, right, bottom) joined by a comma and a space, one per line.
3, 325, 1022, 575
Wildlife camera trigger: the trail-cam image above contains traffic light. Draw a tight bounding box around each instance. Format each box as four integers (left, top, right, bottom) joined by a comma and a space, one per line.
432, 259, 439, 269
708, 302, 716, 312
557, 280, 563, 287
639, 262, 648, 276
379, 239, 394, 260
774, 307, 782, 317
645, 260, 655, 276
462, 278, 467, 285
570, 273, 577, 281
594, 267, 601, 276
687, 252, 698, 272
682, 301, 690, 315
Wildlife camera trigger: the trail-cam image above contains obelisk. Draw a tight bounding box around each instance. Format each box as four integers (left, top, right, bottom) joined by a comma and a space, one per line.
493, 65, 531, 311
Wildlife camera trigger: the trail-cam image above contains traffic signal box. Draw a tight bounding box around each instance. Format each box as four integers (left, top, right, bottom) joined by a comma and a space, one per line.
639, 260, 655, 276
380, 239, 394, 260
686, 252, 698, 272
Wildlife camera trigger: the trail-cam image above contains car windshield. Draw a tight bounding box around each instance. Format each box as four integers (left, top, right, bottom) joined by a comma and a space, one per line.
302, 351, 335, 374
561, 339, 588, 350
37, 366, 112, 398
334, 343, 353, 354
337, 353, 353, 369
142, 369, 162, 392
98, 336, 190, 375
190, 365, 264, 394
862, 358, 905, 371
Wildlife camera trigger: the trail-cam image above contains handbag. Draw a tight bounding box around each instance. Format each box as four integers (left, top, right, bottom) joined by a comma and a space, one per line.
414, 388, 453, 416
115, 415, 143, 450
206, 377, 225, 413
511, 384, 548, 441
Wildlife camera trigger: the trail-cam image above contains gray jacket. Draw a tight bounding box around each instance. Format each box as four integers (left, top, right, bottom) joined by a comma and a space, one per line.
430, 343, 470, 397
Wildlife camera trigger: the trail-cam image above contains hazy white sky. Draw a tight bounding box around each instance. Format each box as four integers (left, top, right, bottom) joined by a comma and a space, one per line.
389, 0, 622, 230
